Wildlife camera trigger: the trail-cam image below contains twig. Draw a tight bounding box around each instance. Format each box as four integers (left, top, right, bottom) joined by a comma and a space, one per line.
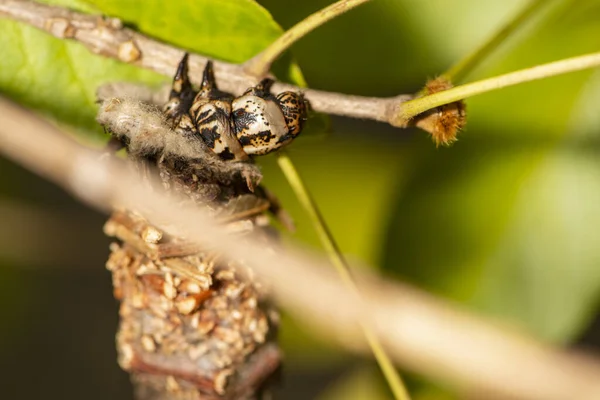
244, 0, 372, 77
2, 0, 599, 134
443, 0, 551, 82
4, 97, 600, 400
277, 152, 411, 400
0, 0, 411, 127
396, 51, 600, 125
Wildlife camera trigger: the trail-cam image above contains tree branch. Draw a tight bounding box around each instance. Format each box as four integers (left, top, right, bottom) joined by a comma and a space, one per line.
3, 96, 600, 400
397, 51, 600, 124
0, 0, 412, 127
4, 0, 599, 138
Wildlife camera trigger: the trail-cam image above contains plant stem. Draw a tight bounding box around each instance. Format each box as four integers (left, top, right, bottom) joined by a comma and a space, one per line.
4, 0, 600, 134
395, 51, 600, 124
244, 0, 372, 77
444, 0, 551, 82
276, 152, 411, 400
0, 0, 407, 128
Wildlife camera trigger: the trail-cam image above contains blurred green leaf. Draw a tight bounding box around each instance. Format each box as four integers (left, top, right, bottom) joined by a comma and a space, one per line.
316, 366, 391, 400
315, 364, 458, 400
259, 0, 442, 95
257, 134, 412, 362
0, 0, 164, 139
259, 134, 411, 265
381, 0, 600, 342
258, 0, 541, 96
468, 0, 600, 137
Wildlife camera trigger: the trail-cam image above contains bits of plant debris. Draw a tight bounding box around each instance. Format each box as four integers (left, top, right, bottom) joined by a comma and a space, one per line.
98, 55, 289, 398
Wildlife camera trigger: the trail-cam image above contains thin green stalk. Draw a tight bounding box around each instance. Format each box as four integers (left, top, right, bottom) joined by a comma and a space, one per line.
395, 51, 600, 124
245, 0, 372, 77
277, 152, 411, 400
444, 0, 550, 82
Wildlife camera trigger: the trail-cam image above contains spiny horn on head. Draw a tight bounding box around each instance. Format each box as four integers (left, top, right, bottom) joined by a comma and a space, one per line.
201, 60, 216, 90
170, 53, 191, 99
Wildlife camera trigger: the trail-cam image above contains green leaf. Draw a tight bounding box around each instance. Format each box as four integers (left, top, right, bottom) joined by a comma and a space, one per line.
82, 0, 330, 130
84, 0, 283, 64
0, 19, 163, 140
0, 0, 309, 139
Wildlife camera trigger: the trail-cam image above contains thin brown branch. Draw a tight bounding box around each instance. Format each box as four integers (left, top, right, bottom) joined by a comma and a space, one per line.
0, 0, 412, 127
3, 97, 600, 400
